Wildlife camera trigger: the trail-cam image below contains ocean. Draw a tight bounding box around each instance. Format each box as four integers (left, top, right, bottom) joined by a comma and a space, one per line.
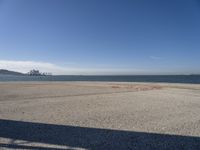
0, 75, 200, 84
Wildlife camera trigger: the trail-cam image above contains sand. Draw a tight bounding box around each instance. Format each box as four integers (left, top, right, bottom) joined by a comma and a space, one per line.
0, 82, 200, 149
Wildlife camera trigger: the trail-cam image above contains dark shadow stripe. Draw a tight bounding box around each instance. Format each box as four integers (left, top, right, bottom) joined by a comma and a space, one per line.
0, 119, 200, 150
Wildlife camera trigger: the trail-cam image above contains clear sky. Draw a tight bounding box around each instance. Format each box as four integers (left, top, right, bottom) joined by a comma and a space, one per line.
0, 0, 200, 75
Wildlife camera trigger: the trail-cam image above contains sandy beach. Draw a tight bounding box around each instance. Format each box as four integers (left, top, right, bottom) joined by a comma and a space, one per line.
0, 82, 200, 149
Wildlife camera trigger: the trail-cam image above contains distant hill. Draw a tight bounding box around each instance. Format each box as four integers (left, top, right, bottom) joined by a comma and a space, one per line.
0, 69, 25, 76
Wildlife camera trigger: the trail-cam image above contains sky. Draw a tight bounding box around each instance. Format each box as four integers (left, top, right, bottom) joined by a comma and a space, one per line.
0, 0, 200, 75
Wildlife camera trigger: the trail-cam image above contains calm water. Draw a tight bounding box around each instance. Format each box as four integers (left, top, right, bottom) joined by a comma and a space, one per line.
0, 75, 200, 84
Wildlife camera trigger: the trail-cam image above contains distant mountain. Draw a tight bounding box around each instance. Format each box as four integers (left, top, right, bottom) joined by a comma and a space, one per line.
0, 69, 25, 76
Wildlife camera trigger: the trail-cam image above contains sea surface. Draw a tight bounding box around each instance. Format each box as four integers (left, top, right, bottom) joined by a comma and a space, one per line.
0, 75, 200, 84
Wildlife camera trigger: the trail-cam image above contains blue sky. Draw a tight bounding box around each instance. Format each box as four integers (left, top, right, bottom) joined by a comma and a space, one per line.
0, 0, 200, 75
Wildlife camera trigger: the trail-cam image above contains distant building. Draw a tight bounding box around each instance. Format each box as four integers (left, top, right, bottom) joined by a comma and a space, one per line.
28, 69, 41, 76
28, 69, 52, 76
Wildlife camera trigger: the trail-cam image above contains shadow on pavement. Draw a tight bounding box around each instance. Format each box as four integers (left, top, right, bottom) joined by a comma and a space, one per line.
0, 119, 200, 150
